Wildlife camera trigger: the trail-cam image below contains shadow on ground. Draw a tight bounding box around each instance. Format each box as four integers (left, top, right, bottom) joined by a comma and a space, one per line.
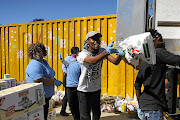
55, 105, 139, 120
100, 113, 139, 120
56, 112, 139, 120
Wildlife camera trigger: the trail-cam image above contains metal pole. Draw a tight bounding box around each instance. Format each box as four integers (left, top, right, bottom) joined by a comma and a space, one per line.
152, 0, 156, 29
145, 0, 149, 31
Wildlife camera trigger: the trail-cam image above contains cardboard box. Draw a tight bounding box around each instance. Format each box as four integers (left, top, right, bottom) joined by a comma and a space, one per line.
0, 78, 16, 88
12, 113, 27, 120
47, 99, 56, 120
27, 105, 44, 120
0, 83, 45, 120
12, 105, 44, 120
48, 99, 54, 111
0, 81, 8, 91
48, 109, 56, 120
16, 81, 27, 86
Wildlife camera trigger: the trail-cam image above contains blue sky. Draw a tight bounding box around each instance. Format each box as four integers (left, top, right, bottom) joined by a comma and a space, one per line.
0, 0, 153, 25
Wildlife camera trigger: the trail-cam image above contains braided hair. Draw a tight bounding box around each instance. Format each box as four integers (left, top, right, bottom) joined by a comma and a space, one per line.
27, 42, 47, 59
148, 29, 162, 40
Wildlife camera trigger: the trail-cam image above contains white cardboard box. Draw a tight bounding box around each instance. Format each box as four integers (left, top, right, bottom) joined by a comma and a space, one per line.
27, 105, 44, 120
48, 109, 56, 120
0, 81, 8, 91
12, 113, 27, 120
0, 83, 45, 120
48, 99, 56, 120
12, 105, 44, 120
0, 78, 16, 88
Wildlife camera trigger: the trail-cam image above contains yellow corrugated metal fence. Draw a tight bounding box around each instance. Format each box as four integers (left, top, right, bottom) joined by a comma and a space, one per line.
0, 15, 138, 98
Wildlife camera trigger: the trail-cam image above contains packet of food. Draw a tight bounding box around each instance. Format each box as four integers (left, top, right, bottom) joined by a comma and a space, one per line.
118, 32, 156, 66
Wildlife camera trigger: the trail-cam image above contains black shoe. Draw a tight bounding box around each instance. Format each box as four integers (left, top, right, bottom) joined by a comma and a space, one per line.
60, 111, 69, 116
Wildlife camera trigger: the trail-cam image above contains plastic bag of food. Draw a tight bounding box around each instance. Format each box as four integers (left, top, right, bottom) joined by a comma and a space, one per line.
119, 32, 156, 66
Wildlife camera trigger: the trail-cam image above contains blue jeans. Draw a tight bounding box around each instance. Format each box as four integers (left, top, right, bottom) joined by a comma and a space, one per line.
142, 111, 164, 120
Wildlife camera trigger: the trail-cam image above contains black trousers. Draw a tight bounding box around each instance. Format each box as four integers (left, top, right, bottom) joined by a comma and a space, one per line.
67, 87, 80, 120
44, 97, 51, 120
78, 89, 101, 120
61, 73, 68, 112
61, 88, 68, 111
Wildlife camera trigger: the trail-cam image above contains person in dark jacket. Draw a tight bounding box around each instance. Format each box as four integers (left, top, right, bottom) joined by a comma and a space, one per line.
134, 29, 180, 120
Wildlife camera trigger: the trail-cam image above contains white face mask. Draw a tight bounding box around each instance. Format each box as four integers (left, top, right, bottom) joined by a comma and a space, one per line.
94, 43, 100, 47
35, 55, 43, 61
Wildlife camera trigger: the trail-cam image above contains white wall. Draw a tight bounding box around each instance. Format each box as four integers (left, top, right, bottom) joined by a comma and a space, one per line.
155, 0, 180, 55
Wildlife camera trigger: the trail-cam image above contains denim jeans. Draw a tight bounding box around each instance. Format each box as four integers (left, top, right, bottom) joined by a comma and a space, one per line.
142, 110, 164, 120
78, 90, 101, 120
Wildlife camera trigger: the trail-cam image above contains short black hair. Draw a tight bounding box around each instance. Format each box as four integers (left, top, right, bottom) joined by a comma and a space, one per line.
148, 29, 162, 39
89, 33, 102, 41
71, 47, 79, 54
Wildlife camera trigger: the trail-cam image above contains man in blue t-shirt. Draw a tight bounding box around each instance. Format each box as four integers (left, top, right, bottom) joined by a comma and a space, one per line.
59, 47, 80, 119
65, 54, 81, 120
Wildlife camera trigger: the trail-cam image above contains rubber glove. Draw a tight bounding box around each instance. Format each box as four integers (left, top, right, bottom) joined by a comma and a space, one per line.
106, 41, 117, 54
118, 48, 125, 56
137, 108, 143, 119
84, 40, 88, 49
58, 50, 62, 59
54, 79, 63, 87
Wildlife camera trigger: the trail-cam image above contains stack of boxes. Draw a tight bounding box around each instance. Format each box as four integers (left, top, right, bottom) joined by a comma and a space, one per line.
0, 83, 45, 120
0, 81, 8, 91
0, 77, 56, 120
0, 78, 16, 91
0, 78, 16, 88
48, 99, 56, 120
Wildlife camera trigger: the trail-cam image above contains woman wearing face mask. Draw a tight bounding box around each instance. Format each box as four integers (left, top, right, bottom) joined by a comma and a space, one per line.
26, 42, 62, 120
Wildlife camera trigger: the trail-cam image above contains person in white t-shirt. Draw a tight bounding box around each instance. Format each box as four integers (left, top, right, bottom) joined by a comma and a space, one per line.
77, 31, 125, 120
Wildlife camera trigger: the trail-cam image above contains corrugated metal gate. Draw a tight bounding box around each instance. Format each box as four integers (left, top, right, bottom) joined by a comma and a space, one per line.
0, 15, 140, 98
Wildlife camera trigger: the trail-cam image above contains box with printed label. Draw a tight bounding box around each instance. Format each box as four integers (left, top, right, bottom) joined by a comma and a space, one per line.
0, 78, 16, 88
0, 83, 45, 120
47, 99, 56, 120
27, 105, 44, 120
48, 109, 56, 120
12, 113, 27, 120
12, 105, 44, 120
0, 81, 8, 91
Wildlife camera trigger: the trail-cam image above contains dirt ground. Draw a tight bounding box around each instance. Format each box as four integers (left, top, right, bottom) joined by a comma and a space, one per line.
54, 104, 140, 120
53, 104, 173, 120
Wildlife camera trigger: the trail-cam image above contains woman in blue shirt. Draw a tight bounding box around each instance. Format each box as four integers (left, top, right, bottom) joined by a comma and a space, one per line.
26, 43, 61, 120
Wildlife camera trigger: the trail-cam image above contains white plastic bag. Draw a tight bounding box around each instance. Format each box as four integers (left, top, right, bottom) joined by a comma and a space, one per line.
119, 32, 156, 66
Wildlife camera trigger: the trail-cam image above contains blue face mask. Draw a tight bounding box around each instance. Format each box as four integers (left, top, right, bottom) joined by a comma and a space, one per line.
35, 55, 43, 61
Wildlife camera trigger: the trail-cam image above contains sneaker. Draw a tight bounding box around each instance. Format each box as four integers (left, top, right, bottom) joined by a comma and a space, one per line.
60, 111, 69, 116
